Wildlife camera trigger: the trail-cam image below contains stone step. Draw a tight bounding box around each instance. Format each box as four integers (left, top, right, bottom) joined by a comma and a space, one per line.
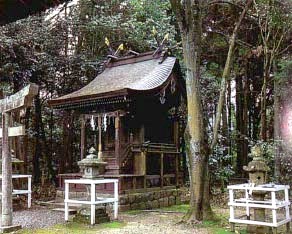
105, 165, 120, 169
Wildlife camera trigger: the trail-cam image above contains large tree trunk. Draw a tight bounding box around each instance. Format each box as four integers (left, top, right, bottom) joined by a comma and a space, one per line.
170, 0, 211, 222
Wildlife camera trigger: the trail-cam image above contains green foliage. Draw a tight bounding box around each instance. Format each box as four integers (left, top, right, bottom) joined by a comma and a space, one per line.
209, 145, 235, 190
0, 0, 177, 182
275, 59, 292, 84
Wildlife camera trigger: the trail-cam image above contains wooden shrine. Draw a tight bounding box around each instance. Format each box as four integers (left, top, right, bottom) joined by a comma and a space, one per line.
49, 51, 186, 194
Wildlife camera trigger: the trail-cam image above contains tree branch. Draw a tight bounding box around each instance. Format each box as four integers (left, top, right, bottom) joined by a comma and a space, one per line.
210, 0, 253, 151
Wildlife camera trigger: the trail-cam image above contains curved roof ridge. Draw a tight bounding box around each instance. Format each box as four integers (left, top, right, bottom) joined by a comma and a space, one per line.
49, 55, 177, 107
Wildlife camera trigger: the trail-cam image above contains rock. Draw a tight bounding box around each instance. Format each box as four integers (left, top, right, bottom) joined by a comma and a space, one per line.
152, 200, 159, 209
154, 192, 160, 200
129, 194, 136, 204
169, 196, 175, 206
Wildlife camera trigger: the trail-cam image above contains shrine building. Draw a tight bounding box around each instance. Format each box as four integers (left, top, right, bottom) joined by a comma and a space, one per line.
49, 51, 188, 209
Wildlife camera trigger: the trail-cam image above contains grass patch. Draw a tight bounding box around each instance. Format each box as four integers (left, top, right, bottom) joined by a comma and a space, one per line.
17, 221, 126, 234
161, 204, 189, 213
199, 219, 246, 234
99, 221, 126, 229
123, 209, 143, 215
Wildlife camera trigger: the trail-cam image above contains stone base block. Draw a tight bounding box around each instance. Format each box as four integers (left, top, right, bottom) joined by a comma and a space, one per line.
0, 225, 21, 233
73, 207, 110, 224
247, 225, 270, 234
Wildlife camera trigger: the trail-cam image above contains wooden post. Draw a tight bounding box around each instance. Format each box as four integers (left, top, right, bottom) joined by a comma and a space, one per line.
97, 116, 102, 159
143, 152, 147, 189
80, 116, 85, 160
0, 83, 38, 232
175, 154, 179, 186
160, 153, 164, 188
1, 113, 12, 227
173, 121, 179, 146
115, 116, 120, 164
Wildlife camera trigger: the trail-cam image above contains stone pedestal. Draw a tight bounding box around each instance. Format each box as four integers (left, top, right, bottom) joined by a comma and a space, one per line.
73, 207, 110, 224
243, 145, 270, 234
76, 147, 109, 224
246, 191, 270, 234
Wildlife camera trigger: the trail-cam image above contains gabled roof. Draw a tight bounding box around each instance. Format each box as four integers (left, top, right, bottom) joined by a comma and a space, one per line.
49, 52, 177, 109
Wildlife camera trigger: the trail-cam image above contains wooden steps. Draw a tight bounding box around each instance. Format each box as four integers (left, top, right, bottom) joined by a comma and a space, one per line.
104, 156, 120, 175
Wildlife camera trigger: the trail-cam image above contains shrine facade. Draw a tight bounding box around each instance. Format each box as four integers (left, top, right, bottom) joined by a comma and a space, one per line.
49, 51, 186, 195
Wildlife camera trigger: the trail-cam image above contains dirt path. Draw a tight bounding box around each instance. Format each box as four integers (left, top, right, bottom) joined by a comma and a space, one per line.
100, 211, 209, 234
12, 206, 211, 233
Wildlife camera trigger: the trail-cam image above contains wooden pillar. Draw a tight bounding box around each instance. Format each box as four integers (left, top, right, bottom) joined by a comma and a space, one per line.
173, 121, 179, 146
80, 116, 86, 160
175, 154, 179, 186
97, 116, 102, 159
2, 112, 12, 226
160, 153, 164, 188
140, 125, 145, 143
143, 152, 147, 189
115, 116, 120, 164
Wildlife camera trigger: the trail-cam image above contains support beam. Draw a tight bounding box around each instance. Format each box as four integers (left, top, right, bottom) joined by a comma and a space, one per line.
97, 116, 103, 159
175, 154, 179, 186
143, 152, 147, 189
1, 113, 12, 227
115, 116, 120, 164
160, 153, 164, 188
80, 116, 85, 160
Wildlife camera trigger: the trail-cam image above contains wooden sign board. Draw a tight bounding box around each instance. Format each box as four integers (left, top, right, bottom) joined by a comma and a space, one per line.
0, 125, 25, 138
0, 83, 39, 113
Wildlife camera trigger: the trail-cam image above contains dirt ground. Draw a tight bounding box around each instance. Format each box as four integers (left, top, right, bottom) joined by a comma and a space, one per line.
99, 211, 210, 234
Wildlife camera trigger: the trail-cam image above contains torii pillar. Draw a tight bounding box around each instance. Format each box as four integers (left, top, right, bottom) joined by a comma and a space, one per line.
0, 84, 38, 233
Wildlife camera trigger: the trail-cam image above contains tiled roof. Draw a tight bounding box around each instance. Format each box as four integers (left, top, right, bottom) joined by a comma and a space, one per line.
49, 53, 177, 108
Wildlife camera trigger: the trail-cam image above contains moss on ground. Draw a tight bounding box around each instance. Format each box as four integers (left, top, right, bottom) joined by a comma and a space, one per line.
161, 204, 189, 213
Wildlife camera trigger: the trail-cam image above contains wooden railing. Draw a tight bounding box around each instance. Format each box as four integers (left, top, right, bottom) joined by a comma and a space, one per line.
136, 142, 179, 153
119, 143, 133, 169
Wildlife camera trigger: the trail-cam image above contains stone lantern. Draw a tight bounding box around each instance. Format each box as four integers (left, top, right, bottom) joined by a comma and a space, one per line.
74, 147, 109, 224
78, 147, 107, 179
243, 144, 270, 234
243, 145, 270, 185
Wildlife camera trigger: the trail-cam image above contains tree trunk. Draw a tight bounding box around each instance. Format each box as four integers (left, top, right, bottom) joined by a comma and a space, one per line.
273, 62, 281, 180
235, 74, 244, 175
260, 68, 268, 141
170, 0, 212, 222
211, 0, 252, 150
